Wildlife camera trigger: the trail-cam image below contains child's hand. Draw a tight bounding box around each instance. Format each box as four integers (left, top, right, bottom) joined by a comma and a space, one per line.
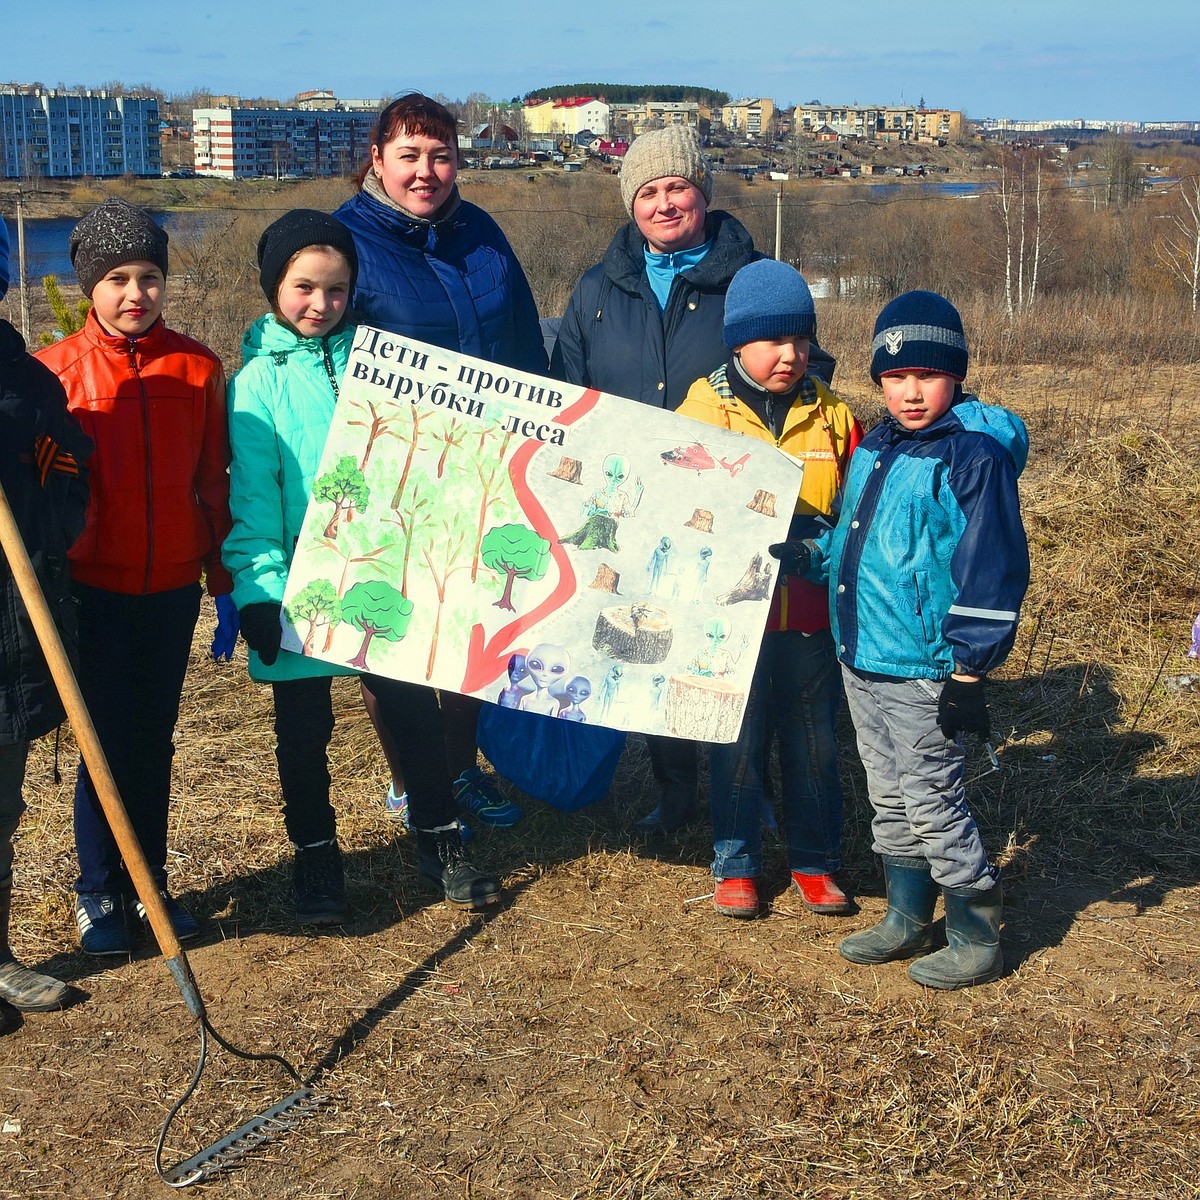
210, 594, 240, 661
768, 540, 811, 577
239, 602, 283, 667
937, 676, 989, 740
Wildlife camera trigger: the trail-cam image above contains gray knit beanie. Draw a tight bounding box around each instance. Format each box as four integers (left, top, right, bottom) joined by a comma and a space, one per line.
619, 126, 713, 216
69, 197, 169, 297
724, 260, 816, 349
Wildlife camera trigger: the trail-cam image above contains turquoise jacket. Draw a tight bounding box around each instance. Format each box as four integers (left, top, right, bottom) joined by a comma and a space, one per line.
223, 314, 359, 682
813, 394, 1030, 681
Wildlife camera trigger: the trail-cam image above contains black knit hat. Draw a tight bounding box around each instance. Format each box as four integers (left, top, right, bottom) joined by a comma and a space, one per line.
256, 210, 359, 304
69, 198, 169, 297
870, 290, 968, 384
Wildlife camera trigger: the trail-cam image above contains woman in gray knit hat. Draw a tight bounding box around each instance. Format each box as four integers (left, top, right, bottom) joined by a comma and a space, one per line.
551, 125, 836, 836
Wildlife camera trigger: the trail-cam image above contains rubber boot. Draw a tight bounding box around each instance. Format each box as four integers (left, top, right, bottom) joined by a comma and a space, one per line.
0, 883, 70, 1012
838, 856, 938, 965
416, 823, 501, 909
908, 880, 1003, 990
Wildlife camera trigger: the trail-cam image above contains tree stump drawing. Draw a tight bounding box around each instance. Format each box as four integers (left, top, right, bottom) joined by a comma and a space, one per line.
747, 489, 777, 517
589, 563, 621, 593
593, 602, 673, 663
685, 508, 714, 533
665, 674, 745, 742
549, 456, 583, 484
718, 553, 774, 605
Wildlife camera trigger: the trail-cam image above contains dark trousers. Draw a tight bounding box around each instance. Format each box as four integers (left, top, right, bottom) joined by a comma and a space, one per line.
72, 582, 201, 894
645, 734, 699, 819
273, 674, 454, 846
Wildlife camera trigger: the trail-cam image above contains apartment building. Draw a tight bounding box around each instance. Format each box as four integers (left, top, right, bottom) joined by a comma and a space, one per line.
192, 105, 377, 178
609, 102, 708, 138
522, 97, 610, 138
793, 102, 965, 143
0, 86, 160, 179
721, 97, 775, 138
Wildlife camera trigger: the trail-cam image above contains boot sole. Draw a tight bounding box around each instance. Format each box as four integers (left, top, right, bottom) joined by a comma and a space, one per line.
838, 937, 936, 965
417, 870, 501, 909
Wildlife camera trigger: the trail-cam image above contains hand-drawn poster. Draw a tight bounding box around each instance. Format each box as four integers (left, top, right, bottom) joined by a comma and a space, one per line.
280, 329, 803, 743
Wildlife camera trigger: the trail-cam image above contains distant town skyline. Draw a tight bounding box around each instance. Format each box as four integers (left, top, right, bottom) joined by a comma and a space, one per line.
7, 0, 1199, 124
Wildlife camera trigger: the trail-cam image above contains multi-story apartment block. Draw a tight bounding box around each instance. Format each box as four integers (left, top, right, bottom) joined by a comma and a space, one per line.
0, 86, 160, 179
793, 103, 966, 144
721, 97, 775, 139
522, 97, 610, 138
192, 105, 377, 178
608, 102, 709, 138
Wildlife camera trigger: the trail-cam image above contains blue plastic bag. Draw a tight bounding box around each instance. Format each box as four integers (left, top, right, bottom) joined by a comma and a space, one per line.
477, 703, 626, 812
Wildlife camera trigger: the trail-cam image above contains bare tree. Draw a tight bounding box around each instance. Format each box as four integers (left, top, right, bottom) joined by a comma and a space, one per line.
1157, 174, 1200, 312
989, 148, 1060, 315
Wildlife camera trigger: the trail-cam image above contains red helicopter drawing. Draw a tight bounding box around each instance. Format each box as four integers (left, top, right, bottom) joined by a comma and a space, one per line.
660, 442, 751, 478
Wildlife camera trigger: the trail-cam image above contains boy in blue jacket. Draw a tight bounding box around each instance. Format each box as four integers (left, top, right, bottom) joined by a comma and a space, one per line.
808, 291, 1029, 990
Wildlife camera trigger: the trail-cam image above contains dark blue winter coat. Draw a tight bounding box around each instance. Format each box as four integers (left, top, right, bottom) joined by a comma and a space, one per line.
334, 182, 546, 374
550, 210, 834, 409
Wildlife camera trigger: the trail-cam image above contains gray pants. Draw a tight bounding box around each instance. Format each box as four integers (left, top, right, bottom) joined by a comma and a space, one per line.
0, 742, 29, 892
841, 666, 996, 890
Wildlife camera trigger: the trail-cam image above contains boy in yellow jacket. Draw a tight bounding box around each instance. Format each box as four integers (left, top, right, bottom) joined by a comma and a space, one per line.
678, 260, 861, 919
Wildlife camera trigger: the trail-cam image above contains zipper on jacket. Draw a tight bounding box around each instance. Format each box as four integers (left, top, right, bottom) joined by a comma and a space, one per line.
321, 339, 340, 398
129, 339, 155, 594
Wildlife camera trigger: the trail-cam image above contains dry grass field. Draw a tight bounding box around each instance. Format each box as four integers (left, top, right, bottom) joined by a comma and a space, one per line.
1, 174, 1199, 1198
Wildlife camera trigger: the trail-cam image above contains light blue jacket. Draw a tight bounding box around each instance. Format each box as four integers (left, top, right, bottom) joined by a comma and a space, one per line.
812, 394, 1030, 680
223, 314, 358, 682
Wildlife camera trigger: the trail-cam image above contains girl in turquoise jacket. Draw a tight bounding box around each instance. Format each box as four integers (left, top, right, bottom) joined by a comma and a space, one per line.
224, 211, 500, 924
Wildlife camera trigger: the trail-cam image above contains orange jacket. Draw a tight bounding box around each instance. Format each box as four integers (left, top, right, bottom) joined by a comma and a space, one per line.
36, 311, 233, 596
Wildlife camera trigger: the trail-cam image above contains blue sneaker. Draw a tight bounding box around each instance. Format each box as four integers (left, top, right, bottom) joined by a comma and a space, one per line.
76, 892, 133, 956
385, 784, 411, 828
389, 784, 473, 843
136, 891, 201, 943
452, 768, 523, 827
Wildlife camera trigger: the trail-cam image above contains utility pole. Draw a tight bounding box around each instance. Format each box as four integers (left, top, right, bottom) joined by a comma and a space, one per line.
774, 179, 783, 260
15, 190, 30, 345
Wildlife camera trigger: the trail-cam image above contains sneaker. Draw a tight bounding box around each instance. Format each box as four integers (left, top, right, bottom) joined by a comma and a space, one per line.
135, 891, 202, 943
385, 784, 411, 828
0, 955, 70, 1012
790, 871, 852, 915
293, 841, 348, 926
416, 824, 501, 909
713, 877, 759, 919
452, 768, 523, 827
76, 892, 134, 956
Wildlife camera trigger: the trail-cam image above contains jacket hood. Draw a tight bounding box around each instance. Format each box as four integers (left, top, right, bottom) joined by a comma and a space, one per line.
603, 209, 757, 295
241, 312, 352, 367
343, 180, 469, 253
880, 392, 1029, 476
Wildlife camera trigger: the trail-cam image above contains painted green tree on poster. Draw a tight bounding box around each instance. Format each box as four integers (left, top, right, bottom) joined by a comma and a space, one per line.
314, 455, 370, 538
342, 579, 413, 670
286, 578, 342, 653
480, 523, 551, 612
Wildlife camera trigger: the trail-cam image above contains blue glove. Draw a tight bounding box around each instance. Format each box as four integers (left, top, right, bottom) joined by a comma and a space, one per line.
211, 594, 240, 661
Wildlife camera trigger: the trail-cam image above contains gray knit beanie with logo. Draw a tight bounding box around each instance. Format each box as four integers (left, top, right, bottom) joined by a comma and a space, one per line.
619, 125, 714, 216
69, 197, 169, 297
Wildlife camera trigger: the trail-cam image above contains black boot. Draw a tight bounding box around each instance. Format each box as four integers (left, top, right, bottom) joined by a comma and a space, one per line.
0, 999, 19, 1036
909, 879, 1004, 990
838, 856, 938, 965
292, 841, 348, 926
416, 823, 501, 909
635, 736, 699, 834
0, 883, 70, 1011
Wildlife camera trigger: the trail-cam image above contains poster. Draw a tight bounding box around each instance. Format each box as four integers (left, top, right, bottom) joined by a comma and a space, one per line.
279, 329, 803, 743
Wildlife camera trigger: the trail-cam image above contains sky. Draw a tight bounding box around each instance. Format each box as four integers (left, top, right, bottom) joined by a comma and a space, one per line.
5, 0, 1199, 122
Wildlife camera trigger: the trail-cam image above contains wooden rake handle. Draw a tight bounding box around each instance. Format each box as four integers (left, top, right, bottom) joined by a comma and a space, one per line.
0, 479, 185, 963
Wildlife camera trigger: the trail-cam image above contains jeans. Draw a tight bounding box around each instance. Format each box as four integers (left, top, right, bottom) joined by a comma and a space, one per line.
72, 583, 201, 894
840, 665, 997, 890
273, 673, 454, 846
710, 630, 844, 880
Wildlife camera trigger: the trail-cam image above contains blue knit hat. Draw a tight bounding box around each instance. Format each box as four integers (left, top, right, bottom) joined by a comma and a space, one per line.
723, 260, 816, 349
0, 219, 9, 300
870, 290, 968, 384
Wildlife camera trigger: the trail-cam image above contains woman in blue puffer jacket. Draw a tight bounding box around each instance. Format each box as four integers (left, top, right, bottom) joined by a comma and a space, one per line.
334, 92, 546, 826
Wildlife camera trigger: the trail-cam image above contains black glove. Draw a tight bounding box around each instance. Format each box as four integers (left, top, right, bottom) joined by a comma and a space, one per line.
937, 676, 990, 740
768, 540, 811, 577
239, 602, 283, 667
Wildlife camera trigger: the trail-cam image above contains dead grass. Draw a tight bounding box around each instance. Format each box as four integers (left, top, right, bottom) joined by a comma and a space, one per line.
2, 189, 1200, 1194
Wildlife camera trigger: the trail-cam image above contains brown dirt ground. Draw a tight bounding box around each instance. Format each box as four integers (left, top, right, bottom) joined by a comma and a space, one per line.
0, 378, 1198, 1200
